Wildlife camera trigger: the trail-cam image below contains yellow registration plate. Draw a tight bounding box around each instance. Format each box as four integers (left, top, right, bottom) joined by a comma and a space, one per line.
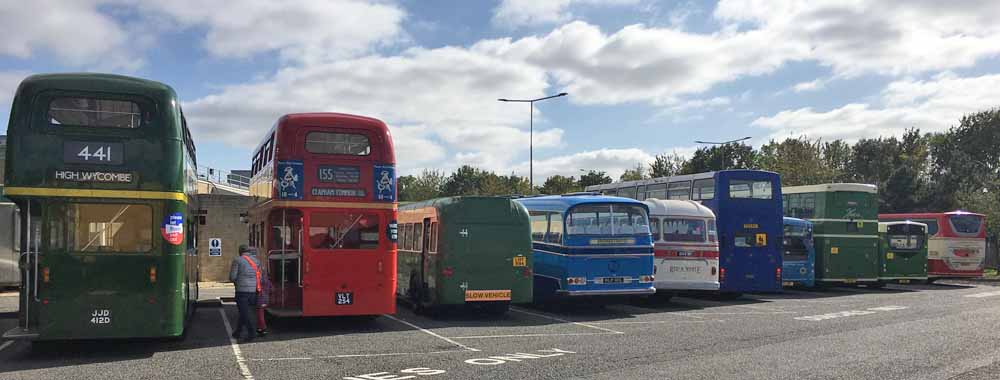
844, 279, 857, 284
513, 256, 527, 267
782, 281, 795, 287
465, 290, 511, 302
898, 279, 910, 284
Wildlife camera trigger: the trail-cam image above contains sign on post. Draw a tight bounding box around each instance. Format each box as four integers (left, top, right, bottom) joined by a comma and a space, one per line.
209, 238, 222, 256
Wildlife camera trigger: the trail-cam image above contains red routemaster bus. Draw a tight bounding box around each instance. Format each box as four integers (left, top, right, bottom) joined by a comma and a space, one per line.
879, 211, 986, 281
247, 113, 397, 317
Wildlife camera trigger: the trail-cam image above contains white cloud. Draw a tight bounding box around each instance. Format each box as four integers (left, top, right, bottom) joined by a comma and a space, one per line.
0, 0, 139, 70
514, 148, 655, 182
0, 71, 30, 110
492, 0, 640, 28
752, 72, 1000, 142
791, 78, 827, 93
141, 0, 405, 63
184, 45, 556, 174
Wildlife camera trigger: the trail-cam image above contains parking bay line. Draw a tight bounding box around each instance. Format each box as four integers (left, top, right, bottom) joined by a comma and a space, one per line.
964, 290, 1000, 298
382, 314, 481, 352
249, 349, 465, 362
509, 307, 624, 334
218, 308, 255, 380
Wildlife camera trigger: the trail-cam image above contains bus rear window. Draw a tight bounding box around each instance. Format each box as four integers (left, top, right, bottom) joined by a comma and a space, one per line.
308, 212, 381, 249
729, 180, 772, 199
48, 203, 153, 253
49, 97, 142, 128
305, 132, 371, 155
662, 218, 705, 242
566, 204, 649, 236
949, 215, 982, 236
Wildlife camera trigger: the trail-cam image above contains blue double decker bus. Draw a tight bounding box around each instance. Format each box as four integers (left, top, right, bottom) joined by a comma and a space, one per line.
514, 194, 655, 302
586, 170, 783, 295
782, 217, 816, 287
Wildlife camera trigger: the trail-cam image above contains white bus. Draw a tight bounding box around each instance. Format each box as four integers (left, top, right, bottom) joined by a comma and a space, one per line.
644, 199, 720, 297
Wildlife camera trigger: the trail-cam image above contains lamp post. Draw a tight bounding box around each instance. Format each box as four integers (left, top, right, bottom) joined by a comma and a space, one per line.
498, 92, 568, 188
694, 136, 751, 170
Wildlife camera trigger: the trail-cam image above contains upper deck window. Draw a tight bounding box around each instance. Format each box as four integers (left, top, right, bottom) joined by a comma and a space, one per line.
49, 97, 142, 128
692, 179, 715, 200
305, 132, 370, 155
729, 180, 772, 199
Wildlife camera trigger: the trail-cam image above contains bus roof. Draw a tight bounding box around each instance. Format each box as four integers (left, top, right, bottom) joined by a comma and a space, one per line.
643, 199, 715, 218
880, 211, 985, 219
879, 220, 928, 228
783, 217, 812, 226
584, 169, 780, 191
400, 196, 528, 223
254, 112, 395, 163
15, 73, 176, 100
783, 183, 877, 195
514, 194, 648, 212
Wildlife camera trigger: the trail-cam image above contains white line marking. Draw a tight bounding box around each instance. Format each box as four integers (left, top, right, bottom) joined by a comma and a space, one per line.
965, 290, 1000, 298
867, 305, 908, 311
448, 332, 618, 339
0, 341, 13, 353
218, 308, 255, 380
682, 311, 798, 315
382, 314, 480, 352
249, 350, 463, 361
510, 307, 624, 334
589, 319, 723, 325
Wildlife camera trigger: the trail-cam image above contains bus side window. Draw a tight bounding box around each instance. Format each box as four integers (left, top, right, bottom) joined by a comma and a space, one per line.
429, 222, 438, 253
529, 212, 548, 242
692, 179, 714, 200
546, 213, 563, 244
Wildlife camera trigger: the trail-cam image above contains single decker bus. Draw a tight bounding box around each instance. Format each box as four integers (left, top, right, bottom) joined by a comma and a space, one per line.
587, 170, 783, 296
879, 211, 985, 282
247, 113, 397, 318
3, 73, 200, 341
643, 199, 720, 299
783, 183, 879, 287
397, 196, 532, 315
514, 194, 655, 303
877, 221, 928, 285
782, 217, 815, 287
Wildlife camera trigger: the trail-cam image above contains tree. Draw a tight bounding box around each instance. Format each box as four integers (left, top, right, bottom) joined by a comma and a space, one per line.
649, 153, 686, 178
579, 170, 613, 188
400, 169, 445, 201
755, 137, 837, 186
680, 143, 756, 174
441, 165, 486, 196
822, 140, 853, 183
619, 163, 647, 181
539, 175, 579, 195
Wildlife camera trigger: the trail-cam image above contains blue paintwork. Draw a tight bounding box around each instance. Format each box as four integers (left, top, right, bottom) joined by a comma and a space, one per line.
782, 217, 816, 287
514, 195, 655, 300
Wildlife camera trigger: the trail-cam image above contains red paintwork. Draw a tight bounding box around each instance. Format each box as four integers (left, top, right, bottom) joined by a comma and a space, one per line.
879, 211, 986, 278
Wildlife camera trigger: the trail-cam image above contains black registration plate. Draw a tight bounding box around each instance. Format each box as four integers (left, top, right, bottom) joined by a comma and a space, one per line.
335, 292, 354, 305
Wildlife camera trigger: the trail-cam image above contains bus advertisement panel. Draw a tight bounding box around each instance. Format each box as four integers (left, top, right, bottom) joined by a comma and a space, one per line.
877, 221, 928, 284
782, 217, 816, 287
514, 195, 655, 302
397, 197, 533, 315
3, 73, 199, 341
586, 170, 784, 295
784, 184, 880, 286
643, 199, 720, 295
879, 212, 985, 280
247, 113, 397, 318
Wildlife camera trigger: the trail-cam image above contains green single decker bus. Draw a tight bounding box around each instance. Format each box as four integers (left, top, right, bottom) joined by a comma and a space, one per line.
878, 221, 928, 284
397, 197, 532, 315
783, 184, 879, 286
3, 73, 200, 341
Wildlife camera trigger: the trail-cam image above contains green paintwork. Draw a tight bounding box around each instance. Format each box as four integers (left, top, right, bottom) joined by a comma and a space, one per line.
397, 196, 533, 307
4, 73, 199, 340
784, 186, 880, 284
877, 222, 929, 282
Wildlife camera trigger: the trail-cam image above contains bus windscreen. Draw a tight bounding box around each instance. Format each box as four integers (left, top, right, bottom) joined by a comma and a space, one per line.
949, 215, 982, 236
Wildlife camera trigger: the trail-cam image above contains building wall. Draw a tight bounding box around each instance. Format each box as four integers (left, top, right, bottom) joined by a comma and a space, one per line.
196, 193, 253, 282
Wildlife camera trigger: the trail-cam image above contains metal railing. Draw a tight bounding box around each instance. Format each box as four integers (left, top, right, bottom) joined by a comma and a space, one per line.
198, 167, 250, 189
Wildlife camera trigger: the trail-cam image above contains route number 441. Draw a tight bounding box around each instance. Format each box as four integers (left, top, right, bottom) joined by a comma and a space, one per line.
78, 145, 113, 162
90, 309, 111, 324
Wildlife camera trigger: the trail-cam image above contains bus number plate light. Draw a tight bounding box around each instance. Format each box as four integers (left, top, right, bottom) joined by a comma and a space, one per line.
513, 256, 527, 267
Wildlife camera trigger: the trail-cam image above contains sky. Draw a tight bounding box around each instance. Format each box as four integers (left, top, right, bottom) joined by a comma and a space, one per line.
2, 0, 1000, 182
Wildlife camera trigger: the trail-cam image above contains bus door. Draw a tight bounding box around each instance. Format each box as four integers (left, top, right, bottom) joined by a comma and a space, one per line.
268, 209, 303, 312
420, 218, 431, 303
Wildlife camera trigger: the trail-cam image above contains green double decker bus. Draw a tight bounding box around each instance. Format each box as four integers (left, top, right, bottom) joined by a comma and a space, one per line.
397, 197, 532, 315
3, 73, 200, 341
877, 221, 928, 284
783, 184, 879, 286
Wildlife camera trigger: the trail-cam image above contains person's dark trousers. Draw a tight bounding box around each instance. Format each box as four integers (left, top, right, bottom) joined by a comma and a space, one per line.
234, 291, 258, 339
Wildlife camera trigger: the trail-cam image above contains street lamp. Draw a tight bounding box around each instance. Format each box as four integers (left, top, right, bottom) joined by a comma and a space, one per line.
694, 136, 751, 170
499, 92, 568, 188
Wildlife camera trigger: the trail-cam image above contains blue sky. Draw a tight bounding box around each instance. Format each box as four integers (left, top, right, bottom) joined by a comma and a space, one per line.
3, 0, 1000, 182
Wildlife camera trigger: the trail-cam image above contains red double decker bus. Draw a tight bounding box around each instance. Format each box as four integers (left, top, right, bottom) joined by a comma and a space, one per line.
247, 113, 397, 317
879, 211, 986, 281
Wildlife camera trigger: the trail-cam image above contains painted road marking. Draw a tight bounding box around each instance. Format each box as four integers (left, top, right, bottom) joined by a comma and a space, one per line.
0, 341, 13, 353
251, 350, 463, 362
795, 306, 908, 321
964, 290, 1000, 298
510, 307, 624, 334
219, 308, 255, 380
448, 332, 617, 339
383, 314, 480, 352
